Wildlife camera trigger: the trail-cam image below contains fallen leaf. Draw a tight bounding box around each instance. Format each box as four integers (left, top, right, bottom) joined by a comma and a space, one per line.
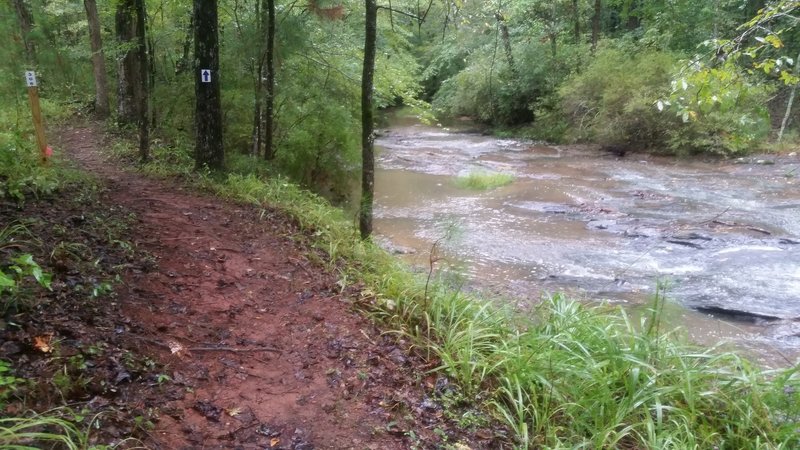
167, 340, 185, 355
270, 437, 280, 447
33, 335, 53, 353
225, 407, 241, 417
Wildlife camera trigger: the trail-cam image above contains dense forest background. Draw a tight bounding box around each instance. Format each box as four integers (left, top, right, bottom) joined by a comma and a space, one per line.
2, 0, 800, 203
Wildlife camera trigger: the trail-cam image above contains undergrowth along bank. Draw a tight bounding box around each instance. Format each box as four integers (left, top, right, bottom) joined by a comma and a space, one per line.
132, 144, 800, 449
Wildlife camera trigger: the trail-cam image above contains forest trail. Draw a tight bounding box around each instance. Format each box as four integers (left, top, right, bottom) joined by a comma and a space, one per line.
54, 124, 477, 449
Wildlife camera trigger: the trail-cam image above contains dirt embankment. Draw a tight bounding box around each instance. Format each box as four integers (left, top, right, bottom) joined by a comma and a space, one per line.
1, 124, 503, 449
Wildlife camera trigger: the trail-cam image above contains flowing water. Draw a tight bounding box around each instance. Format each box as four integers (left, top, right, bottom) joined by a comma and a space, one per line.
372, 114, 800, 366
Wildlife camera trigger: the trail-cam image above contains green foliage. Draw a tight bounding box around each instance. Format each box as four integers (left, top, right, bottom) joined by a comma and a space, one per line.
454, 171, 514, 190
0, 361, 21, 410
559, 46, 678, 148
1, 224, 52, 313
0, 409, 124, 450
0, 129, 60, 204
431, 45, 545, 126
665, 62, 773, 156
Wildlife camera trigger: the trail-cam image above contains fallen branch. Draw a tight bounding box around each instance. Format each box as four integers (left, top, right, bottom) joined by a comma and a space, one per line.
188, 346, 281, 354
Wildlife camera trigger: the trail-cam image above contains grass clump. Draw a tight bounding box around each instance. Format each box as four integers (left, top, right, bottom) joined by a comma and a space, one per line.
454, 171, 514, 190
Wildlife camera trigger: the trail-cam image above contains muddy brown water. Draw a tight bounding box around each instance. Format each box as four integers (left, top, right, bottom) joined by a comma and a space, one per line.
371, 115, 800, 366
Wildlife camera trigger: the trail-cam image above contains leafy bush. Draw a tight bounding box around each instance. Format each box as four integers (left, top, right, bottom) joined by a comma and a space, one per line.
664, 62, 773, 156
560, 44, 773, 156
0, 131, 60, 204
432, 55, 532, 125
559, 46, 679, 149
1, 224, 52, 313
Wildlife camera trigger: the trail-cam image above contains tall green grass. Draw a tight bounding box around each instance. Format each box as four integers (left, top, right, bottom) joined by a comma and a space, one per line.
137, 148, 800, 449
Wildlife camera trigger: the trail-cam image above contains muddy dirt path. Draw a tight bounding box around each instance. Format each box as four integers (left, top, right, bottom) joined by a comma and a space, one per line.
57, 125, 493, 449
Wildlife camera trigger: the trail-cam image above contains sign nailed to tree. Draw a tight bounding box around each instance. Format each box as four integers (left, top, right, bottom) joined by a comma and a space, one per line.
201, 69, 211, 83
25, 71, 37, 87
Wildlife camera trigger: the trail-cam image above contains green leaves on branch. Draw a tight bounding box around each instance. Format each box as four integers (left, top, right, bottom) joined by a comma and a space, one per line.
712, 0, 800, 86
665, 61, 771, 156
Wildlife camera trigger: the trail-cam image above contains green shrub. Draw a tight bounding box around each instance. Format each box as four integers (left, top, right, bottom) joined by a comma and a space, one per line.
559, 46, 679, 148
560, 44, 772, 156
0, 131, 60, 204
665, 62, 773, 156
1, 224, 53, 313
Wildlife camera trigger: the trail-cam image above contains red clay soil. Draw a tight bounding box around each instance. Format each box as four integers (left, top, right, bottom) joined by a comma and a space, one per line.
50, 124, 503, 449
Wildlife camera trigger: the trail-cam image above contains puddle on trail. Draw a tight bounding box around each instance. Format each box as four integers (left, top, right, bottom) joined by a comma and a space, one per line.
372, 118, 800, 366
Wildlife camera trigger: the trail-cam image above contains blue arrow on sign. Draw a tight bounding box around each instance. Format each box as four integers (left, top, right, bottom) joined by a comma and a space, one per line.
201, 69, 211, 83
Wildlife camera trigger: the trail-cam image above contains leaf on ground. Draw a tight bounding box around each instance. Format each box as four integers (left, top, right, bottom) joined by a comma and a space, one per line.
270, 437, 280, 447
33, 335, 53, 353
167, 340, 185, 356
226, 406, 242, 417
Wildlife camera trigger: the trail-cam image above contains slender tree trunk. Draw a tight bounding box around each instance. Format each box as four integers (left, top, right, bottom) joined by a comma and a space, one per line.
251, 0, 264, 157
116, 0, 138, 125
84, 0, 110, 118
176, 15, 193, 75
193, 0, 224, 170
625, 0, 641, 31
572, 0, 580, 44
263, 0, 276, 160
495, 12, 517, 79
11, 0, 36, 65
778, 48, 800, 142
359, 0, 377, 240
134, 0, 149, 161
591, 0, 601, 52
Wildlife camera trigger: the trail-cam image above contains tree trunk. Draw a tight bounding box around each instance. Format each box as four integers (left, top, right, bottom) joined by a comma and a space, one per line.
134, 0, 149, 162
778, 48, 800, 142
263, 0, 276, 160
495, 13, 517, 79
11, 0, 36, 65
359, 0, 377, 240
84, 0, 110, 118
591, 0, 601, 52
116, 0, 138, 125
251, 0, 264, 157
193, 0, 224, 170
572, 0, 580, 44
176, 15, 193, 75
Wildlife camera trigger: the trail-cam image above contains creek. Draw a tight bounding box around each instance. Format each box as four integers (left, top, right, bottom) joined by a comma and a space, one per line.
371, 113, 800, 366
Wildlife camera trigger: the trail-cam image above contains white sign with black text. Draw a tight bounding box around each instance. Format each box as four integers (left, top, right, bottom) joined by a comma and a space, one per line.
25, 71, 37, 87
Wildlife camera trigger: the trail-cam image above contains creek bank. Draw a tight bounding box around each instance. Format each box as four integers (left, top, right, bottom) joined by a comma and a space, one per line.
373, 117, 800, 361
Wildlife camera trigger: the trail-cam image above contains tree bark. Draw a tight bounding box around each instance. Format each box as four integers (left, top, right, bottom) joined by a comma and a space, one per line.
11, 0, 36, 65
263, 0, 276, 160
176, 15, 193, 75
591, 0, 601, 52
84, 0, 110, 118
251, 0, 264, 157
572, 0, 580, 44
778, 48, 800, 142
116, 0, 138, 125
194, 0, 224, 170
134, 0, 149, 161
495, 12, 518, 79
359, 0, 377, 239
